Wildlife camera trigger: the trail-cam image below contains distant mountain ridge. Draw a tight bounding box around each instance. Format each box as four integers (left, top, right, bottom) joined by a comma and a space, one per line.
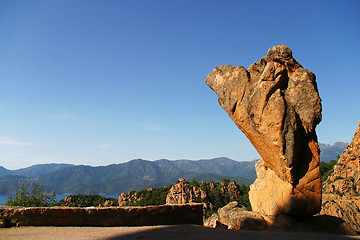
0, 166, 11, 177
319, 142, 348, 162
0, 142, 346, 195
0, 158, 256, 195
0, 163, 75, 178
155, 158, 255, 179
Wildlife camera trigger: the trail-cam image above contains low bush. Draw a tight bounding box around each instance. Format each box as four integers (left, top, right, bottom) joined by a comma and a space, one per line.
5, 184, 56, 207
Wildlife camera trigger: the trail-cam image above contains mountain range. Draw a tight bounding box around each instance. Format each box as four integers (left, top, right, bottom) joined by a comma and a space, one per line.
0, 163, 75, 178
319, 142, 348, 162
0, 158, 256, 195
0, 142, 347, 195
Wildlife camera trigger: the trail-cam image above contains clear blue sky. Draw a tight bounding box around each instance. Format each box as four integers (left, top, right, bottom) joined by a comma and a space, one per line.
1, 0, 359, 169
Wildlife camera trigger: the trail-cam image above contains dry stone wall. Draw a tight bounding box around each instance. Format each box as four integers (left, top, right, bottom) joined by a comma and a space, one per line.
0, 204, 203, 227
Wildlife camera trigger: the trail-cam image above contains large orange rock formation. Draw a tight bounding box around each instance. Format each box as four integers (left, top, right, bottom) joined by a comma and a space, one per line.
205, 45, 322, 219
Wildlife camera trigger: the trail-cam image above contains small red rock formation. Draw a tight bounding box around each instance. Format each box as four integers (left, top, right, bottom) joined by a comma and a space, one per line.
118, 191, 144, 206
166, 178, 207, 204
118, 193, 131, 206
101, 200, 115, 207
205, 45, 322, 220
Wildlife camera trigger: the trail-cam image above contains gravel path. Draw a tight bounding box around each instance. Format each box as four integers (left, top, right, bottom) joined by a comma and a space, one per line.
1, 225, 359, 240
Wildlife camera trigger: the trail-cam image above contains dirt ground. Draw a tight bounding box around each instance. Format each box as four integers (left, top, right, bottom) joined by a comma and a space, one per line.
1, 225, 359, 240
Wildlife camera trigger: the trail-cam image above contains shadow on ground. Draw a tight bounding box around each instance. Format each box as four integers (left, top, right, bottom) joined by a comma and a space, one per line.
106, 225, 359, 240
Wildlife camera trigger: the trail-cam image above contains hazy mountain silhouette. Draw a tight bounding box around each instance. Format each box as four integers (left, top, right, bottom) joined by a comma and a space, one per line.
319, 142, 348, 162
0, 158, 256, 194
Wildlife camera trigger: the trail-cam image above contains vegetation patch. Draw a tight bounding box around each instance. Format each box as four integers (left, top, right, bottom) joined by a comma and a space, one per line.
5, 184, 56, 207
56, 194, 118, 207
319, 160, 337, 183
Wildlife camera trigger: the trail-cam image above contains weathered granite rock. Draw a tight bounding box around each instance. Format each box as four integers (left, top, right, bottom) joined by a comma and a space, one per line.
323, 122, 360, 196
204, 201, 267, 230
218, 201, 267, 230
321, 122, 360, 232
118, 192, 133, 206
321, 194, 360, 233
203, 201, 357, 235
203, 212, 219, 228
249, 159, 294, 220
205, 45, 322, 218
269, 214, 357, 235
166, 178, 207, 204
0, 204, 203, 227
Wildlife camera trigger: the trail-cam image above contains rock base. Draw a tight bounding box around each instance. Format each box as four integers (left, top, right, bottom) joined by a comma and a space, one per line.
321, 194, 360, 233
204, 201, 267, 230
204, 201, 357, 235
249, 159, 321, 220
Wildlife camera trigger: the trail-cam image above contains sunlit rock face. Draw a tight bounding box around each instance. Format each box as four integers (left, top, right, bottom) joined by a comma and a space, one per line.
205, 45, 322, 219
321, 122, 360, 232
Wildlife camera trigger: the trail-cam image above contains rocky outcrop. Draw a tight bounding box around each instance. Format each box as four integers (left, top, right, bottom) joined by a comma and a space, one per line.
165, 178, 250, 213
166, 178, 207, 204
204, 201, 357, 235
118, 192, 143, 206
205, 45, 322, 219
204, 201, 267, 230
321, 194, 360, 232
101, 200, 115, 207
321, 122, 360, 232
323, 122, 360, 196
203, 212, 219, 228
0, 204, 203, 227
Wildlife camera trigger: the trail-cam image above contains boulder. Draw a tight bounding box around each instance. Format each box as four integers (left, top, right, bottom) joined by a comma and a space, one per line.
203, 213, 219, 228
203, 201, 357, 235
204, 201, 267, 230
205, 45, 322, 219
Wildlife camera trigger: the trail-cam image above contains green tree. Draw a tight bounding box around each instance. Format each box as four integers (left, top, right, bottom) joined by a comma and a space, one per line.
320, 160, 337, 182
57, 194, 117, 207
221, 178, 230, 184
190, 179, 200, 187
5, 184, 56, 207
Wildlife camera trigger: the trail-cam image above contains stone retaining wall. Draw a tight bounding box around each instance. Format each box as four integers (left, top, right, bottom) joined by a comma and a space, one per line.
0, 204, 203, 227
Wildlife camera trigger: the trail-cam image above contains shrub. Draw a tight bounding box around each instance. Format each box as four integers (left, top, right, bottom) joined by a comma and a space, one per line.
56, 194, 117, 207
125, 186, 171, 206
5, 184, 56, 207
320, 160, 337, 183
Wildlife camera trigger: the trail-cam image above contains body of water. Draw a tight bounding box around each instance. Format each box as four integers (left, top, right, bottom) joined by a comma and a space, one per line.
0, 194, 9, 205
0, 194, 119, 206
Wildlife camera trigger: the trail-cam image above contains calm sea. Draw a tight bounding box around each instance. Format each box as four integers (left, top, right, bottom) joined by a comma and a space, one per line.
0, 194, 119, 206
0, 194, 9, 205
